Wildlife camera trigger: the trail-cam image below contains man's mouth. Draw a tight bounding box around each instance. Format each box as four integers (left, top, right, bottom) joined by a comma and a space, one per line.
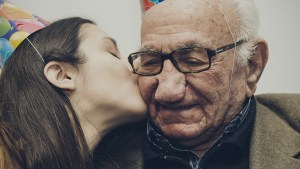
158, 103, 196, 110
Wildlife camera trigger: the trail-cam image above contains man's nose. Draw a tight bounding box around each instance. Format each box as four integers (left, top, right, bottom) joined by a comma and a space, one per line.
155, 60, 186, 104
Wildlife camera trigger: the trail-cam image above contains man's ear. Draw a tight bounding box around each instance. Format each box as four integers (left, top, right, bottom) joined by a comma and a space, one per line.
44, 61, 78, 91
246, 39, 269, 97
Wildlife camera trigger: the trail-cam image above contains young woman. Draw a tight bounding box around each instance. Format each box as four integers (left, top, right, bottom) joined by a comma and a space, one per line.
0, 17, 147, 169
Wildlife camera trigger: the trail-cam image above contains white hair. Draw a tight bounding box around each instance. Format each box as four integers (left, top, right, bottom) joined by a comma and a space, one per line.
229, 0, 260, 64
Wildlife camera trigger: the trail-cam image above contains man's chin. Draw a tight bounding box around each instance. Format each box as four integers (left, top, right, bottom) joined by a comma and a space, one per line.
158, 123, 208, 141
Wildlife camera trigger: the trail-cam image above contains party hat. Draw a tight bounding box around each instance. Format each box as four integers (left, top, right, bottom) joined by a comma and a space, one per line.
0, 0, 49, 68
140, 0, 165, 13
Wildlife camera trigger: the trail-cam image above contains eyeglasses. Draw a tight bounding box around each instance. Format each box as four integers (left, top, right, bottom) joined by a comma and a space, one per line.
128, 39, 245, 76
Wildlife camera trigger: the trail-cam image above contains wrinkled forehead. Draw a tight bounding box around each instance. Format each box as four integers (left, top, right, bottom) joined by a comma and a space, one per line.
141, 0, 240, 48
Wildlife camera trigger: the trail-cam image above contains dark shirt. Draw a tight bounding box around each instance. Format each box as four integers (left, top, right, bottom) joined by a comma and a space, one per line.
144, 97, 256, 169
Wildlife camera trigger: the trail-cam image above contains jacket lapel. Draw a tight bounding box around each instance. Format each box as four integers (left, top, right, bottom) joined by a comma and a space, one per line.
250, 101, 300, 168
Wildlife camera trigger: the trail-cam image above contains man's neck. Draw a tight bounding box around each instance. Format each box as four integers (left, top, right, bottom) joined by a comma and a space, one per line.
174, 127, 226, 156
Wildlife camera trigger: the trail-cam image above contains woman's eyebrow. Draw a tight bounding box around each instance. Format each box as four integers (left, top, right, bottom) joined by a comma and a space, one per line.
101, 37, 118, 48
99, 36, 121, 59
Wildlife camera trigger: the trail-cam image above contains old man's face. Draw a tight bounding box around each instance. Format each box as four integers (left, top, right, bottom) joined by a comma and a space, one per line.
138, 0, 251, 147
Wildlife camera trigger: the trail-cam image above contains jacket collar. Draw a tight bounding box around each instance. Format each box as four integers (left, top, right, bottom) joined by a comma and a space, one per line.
250, 97, 300, 168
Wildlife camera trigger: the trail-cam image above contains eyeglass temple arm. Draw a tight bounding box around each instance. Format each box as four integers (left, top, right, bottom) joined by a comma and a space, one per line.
214, 39, 245, 55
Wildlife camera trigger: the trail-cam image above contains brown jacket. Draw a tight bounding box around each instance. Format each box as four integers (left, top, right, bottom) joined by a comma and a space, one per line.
95, 93, 300, 169
0, 147, 3, 169
250, 94, 300, 168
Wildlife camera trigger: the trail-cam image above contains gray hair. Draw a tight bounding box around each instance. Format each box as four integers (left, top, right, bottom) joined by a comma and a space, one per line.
230, 0, 260, 64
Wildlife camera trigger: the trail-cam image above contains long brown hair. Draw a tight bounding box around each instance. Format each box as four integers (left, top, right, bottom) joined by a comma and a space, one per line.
0, 17, 94, 169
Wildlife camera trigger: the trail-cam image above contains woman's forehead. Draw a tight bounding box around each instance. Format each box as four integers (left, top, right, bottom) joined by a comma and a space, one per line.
79, 23, 108, 41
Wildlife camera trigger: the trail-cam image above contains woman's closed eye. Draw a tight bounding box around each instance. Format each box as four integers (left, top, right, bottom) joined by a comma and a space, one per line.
109, 52, 120, 59
101, 37, 121, 59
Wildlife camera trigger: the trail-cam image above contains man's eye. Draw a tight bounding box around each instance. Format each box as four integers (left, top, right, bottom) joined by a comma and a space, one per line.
186, 59, 204, 64
180, 58, 207, 67
142, 59, 160, 67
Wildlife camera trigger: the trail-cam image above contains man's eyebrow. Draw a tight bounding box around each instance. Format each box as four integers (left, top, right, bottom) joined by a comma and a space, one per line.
175, 41, 202, 49
174, 39, 213, 50
138, 38, 213, 53
138, 45, 159, 52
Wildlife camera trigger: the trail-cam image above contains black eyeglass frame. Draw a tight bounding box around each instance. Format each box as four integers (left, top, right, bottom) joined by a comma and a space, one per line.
128, 39, 246, 76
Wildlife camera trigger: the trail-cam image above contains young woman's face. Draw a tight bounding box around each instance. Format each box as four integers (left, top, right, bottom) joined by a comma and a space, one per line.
74, 24, 147, 120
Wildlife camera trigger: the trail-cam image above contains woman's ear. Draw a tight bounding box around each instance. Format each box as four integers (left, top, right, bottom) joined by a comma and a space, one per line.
246, 39, 269, 97
44, 61, 78, 91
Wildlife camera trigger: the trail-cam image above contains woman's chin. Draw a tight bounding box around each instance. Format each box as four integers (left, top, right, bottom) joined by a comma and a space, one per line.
118, 98, 147, 123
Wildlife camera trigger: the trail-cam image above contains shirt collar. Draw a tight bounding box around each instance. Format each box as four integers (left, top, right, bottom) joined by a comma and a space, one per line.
221, 97, 256, 154
224, 97, 252, 133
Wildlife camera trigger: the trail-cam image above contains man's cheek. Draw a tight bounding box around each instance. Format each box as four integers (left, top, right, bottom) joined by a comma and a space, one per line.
138, 77, 157, 102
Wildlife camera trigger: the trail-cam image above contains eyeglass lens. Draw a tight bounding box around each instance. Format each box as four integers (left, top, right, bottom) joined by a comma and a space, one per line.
131, 47, 210, 75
